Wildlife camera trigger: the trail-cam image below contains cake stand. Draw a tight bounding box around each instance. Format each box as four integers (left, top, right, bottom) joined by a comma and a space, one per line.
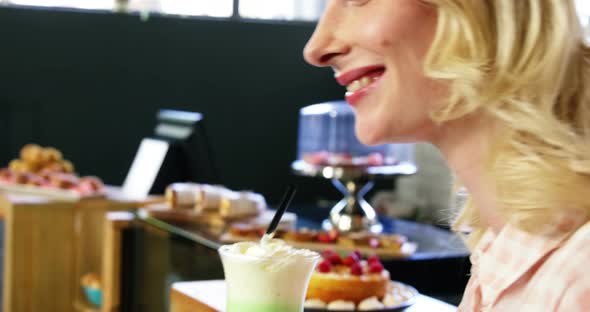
292, 160, 417, 233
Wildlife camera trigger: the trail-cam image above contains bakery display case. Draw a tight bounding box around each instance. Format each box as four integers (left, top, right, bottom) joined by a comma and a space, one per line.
96, 182, 469, 311
0, 187, 163, 312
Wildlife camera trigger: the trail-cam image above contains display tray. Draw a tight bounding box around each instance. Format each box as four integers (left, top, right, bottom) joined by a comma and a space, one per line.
292, 160, 417, 180
219, 233, 417, 259
0, 182, 105, 201
305, 281, 418, 312
141, 203, 259, 223
141, 205, 298, 230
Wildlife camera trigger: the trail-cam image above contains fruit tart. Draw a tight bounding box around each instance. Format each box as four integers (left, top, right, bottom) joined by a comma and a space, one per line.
306, 250, 390, 305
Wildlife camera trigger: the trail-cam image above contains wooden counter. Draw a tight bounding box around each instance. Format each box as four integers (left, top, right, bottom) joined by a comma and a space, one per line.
170, 280, 458, 312
0, 187, 163, 312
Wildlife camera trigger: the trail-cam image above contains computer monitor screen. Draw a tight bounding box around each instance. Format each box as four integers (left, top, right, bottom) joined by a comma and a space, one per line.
123, 109, 218, 196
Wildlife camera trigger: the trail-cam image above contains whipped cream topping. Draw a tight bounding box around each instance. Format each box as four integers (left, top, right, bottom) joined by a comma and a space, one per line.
358, 296, 385, 310
226, 235, 318, 259
383, 293, 404, 307
221, 235, 319, 272
326, 300, 355, 310
304, 299, 327, 308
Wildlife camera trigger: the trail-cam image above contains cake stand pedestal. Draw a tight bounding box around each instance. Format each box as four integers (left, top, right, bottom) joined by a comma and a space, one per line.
291, 160, 416, 233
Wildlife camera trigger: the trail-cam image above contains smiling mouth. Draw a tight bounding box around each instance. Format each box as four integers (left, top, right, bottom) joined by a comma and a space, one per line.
335, 65, 386, 106
346, 72, 383, 93
336, 66, 386, 91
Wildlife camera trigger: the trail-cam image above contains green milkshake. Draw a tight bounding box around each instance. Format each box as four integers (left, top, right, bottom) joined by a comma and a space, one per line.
219, 236, 320, 312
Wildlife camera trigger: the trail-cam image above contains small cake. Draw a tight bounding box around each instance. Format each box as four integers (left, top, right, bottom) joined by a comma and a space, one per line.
195, 184, 230, 211
165, 182, 201, 208
296, 101, 414, 167
165, 182, 267, 218
306, 250, 390, 304
218, 191, 266, 218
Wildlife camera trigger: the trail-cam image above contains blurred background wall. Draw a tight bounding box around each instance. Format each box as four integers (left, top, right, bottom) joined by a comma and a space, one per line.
0, 6, 350, 203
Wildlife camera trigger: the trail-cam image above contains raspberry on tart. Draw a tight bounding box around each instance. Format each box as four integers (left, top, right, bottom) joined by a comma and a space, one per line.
306, 250, 390, 304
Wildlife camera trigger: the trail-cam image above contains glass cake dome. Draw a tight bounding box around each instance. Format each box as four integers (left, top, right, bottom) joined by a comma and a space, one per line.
296, 101, 414, 168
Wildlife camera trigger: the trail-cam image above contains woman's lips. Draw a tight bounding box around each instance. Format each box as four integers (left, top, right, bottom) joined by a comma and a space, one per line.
345, 75, 383, 106
336, 67, 385, 107
335, 65, 385, 86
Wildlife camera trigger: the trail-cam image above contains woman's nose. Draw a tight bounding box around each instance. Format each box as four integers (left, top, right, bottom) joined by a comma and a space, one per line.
303, 11, 349, 67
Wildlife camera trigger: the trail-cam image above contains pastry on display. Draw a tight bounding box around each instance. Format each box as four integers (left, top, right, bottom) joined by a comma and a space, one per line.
296, 102, 413, 168
164, 182, 266, 219
0, 144, 105, 197
165, 182, 202, 208
222, 226, 417, 258
304, 250, 417, 310
218, 191, 266, 218
195, 184, 230, 212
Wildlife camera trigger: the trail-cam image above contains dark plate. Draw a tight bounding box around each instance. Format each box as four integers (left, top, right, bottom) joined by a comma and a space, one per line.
304, 281, 418, 312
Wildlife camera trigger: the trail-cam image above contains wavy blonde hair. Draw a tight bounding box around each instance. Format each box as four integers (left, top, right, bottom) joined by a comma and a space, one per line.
422, 0, 590, 248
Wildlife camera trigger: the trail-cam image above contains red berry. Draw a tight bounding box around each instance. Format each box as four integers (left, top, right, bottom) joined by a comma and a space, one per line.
327, 253, 343, 265
342, 254, 359, 266
350, 263, 363, 276
367, 255, 380, 264
369, 262, 384, 274
352, 250, 362, 260
317, 260, 332, 273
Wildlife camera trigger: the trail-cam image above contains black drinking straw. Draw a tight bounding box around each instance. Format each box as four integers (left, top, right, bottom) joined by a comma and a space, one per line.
265, 184, 297, 236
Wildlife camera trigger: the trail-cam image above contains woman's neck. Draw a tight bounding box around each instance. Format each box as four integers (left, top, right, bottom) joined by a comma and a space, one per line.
432, 114, 504, 233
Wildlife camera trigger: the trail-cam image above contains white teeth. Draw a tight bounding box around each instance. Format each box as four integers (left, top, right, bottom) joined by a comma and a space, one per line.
361, 76, 371, 85
348, 80, 361, 93
346, 75, 376, 93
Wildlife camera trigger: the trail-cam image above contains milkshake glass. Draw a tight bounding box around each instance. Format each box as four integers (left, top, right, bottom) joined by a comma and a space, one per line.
219, 238, 320, 312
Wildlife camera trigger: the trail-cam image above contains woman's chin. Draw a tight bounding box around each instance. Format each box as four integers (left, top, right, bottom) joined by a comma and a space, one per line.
355, 124, 386, 146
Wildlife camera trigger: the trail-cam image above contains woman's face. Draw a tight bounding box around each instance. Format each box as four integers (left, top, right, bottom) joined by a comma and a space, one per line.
304, 0, 445, 145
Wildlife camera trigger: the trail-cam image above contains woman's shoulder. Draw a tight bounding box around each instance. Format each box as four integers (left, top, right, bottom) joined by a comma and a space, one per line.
524, 222, 590, 310
552, 223, 590, 310
561, 221, 590, 254
548, 221, 590, 279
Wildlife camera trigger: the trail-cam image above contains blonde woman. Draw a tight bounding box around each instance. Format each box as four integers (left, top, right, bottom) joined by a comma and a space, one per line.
304, 0, 590, 310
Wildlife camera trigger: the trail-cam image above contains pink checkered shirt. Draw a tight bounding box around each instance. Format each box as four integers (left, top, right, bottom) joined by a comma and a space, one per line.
458, 215, 590, 311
